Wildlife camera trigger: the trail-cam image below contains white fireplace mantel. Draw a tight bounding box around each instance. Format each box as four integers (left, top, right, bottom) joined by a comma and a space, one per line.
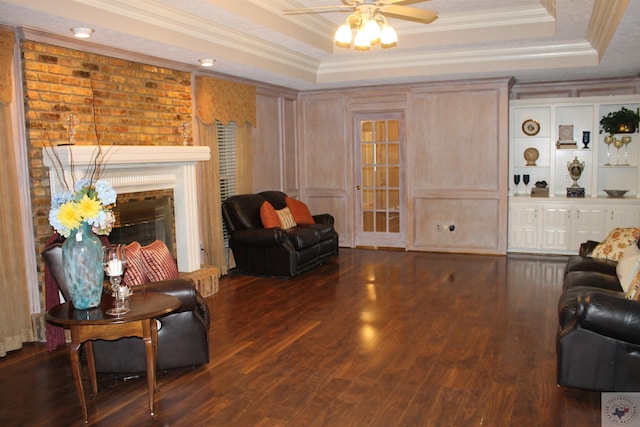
43, 145, 211, 272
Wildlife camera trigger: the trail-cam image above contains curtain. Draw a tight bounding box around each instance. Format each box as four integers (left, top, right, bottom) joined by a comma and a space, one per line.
235, 123, 253, 194
195, 76, 256, 275
0, 30, 35, 357
197, 121, 227, 274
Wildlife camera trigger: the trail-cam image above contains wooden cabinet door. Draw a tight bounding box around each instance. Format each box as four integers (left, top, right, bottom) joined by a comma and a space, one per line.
572, 205, 606, 248
542, 205, 571, 251
508, 204, 539, 250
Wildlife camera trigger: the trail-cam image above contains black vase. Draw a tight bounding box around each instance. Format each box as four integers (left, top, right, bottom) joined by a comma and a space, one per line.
582, 131, 590, 149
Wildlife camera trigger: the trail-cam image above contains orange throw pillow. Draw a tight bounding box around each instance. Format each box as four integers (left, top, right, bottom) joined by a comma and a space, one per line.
260, 201, 281, 228
285, 197, 315, 225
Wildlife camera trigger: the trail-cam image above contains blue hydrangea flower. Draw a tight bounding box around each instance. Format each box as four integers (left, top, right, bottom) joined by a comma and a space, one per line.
51, 191, 73, 208
74, 178, 92, 192
94, 180, 117, 205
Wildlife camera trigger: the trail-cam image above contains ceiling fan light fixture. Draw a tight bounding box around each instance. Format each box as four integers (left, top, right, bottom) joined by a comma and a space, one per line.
334, 23, 353, 46
354, 29, 371, 50
380, 24, 398, 48
363, 18, 381, 44
70, 27, 94, 39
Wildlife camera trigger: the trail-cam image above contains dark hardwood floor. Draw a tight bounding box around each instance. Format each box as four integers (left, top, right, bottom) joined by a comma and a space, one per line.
0, 249, 601, 426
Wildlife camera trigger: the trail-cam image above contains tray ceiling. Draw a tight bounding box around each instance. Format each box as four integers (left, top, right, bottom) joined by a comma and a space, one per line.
0, 0, 638, 90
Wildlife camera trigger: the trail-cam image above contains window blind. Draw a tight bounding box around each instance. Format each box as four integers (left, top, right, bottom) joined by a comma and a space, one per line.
217, 120, 236, 248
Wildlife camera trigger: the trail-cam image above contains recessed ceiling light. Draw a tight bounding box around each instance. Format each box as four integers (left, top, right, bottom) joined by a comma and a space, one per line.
70, 27, 94, 39
199, 58, 215, 67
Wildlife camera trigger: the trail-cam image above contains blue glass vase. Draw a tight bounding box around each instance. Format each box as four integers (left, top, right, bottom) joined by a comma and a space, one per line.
62, 222, 104, 309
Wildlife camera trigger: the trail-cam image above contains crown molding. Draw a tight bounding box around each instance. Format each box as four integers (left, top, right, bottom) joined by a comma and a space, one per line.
318, 42, 598, 85
587, 0, 630, 60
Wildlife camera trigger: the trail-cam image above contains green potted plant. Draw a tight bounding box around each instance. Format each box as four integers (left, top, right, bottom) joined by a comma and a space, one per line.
600, 107, 640, 135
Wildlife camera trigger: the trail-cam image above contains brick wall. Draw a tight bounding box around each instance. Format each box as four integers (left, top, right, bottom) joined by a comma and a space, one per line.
22, 40, 192, 310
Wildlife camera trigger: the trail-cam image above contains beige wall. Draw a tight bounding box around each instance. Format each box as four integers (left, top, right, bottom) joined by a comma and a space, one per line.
407, 80, 511, 254
293, 79, 511, 253
254, 78, 640, 254
251, 85, 298, 195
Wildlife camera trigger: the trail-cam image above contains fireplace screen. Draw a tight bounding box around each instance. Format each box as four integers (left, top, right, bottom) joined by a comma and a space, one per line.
109, 198, 175, 256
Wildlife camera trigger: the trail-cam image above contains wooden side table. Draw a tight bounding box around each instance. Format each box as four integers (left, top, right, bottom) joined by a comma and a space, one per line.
46, 291, 180, 423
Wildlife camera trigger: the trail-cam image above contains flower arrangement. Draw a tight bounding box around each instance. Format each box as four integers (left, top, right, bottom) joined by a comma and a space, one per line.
49, 178, 117, 238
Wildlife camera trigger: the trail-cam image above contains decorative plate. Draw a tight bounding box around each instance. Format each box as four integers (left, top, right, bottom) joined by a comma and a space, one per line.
522, 119, 540, 136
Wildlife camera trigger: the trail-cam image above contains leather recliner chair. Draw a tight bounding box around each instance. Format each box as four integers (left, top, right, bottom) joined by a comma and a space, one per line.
222, 191, 338, 277
43, 240, 210, 373
557, 240, 640, 391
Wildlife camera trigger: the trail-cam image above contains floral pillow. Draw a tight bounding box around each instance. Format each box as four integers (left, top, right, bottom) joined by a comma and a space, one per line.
592, 228, 640, 261
626, 269, 640, 300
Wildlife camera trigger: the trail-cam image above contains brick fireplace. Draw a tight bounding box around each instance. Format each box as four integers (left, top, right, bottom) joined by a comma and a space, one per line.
43, 145, 210, 272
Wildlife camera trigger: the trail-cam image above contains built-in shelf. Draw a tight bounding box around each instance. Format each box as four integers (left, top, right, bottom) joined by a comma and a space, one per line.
509, 95, 640, 254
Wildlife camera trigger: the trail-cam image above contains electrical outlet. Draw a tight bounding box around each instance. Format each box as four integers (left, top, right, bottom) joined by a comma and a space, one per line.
435, 224, 442, 232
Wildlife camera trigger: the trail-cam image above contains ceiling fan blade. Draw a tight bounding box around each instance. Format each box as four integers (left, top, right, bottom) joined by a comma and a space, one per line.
283, 5, 351, 15
382, 0, 432, 5
379, 5, 438, 24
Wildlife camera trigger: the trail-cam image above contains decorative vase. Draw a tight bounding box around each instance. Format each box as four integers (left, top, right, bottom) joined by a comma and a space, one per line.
62, 222, 104, 309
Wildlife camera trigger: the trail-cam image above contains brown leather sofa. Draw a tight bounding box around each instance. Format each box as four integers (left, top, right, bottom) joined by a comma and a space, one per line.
222, 191, 338, 277
557, 240, 640, 391
43, 240, 210, 373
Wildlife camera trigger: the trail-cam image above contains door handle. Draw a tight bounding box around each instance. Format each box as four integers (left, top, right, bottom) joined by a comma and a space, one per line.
356, 185, 361, 190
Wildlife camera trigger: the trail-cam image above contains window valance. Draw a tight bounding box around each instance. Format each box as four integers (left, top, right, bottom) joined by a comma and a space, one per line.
196, 75, 256, 127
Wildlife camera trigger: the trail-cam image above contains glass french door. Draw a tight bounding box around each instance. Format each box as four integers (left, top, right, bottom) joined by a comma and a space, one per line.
355, 112, 405, 247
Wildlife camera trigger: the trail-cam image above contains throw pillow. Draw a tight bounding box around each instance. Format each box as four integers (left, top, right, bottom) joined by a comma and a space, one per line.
276, 207, 297, 229
260, 201, 281, 228
140, 240, 179, 282
592, 228, 640, 261
626, 269, 640, 300
616, 243, 640, 292
122, 241, 151, 287
285, 196, 315, 225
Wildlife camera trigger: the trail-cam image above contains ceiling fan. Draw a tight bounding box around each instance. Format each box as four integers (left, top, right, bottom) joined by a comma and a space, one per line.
283, 1, 438, 50
283, 0, 438, 25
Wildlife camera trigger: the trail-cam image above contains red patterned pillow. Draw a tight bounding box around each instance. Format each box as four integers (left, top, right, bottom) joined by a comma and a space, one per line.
140, 240, 179, 282
122, 241, 151, 287
260, 201, 281, 228
285, 197, 315, 225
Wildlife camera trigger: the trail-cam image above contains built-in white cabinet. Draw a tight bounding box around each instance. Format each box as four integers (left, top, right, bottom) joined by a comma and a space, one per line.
509, 199, 640, 254
508, 93, 640, 254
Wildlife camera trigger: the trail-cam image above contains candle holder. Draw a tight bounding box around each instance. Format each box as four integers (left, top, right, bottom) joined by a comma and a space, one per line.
64, 112, 78, 145
103, 244, 129, 315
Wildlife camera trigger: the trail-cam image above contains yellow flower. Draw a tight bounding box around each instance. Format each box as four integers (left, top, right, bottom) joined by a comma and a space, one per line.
57, 202, 81, 230
76, 194, 101, 220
